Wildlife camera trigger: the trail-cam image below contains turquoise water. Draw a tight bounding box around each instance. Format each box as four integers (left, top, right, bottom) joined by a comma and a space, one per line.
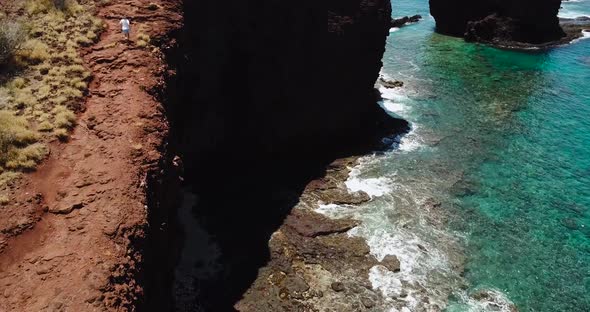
352, 1, 590, 311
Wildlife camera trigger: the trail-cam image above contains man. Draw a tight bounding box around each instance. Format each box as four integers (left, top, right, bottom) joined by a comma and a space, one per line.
119, 17, 130, 40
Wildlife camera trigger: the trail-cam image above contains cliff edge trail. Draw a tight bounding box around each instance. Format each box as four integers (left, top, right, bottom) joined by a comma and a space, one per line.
0, 1, 182, 311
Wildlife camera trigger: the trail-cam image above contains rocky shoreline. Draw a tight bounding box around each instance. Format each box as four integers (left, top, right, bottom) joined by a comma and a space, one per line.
234, 157, 397, 311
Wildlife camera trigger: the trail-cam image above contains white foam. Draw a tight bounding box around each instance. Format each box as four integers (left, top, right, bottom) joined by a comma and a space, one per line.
389, 27, 400, 33
398, 134, 423, 152
382, 100, 407, 114
559, 8, 590, 19
379, 85, 410, 102
316, 203, 351, 218
456, 289, 517, 312
394, 124, 426, 152
345, 175, 392, 197
369, 265, 403, 297
572, 30, 590, 43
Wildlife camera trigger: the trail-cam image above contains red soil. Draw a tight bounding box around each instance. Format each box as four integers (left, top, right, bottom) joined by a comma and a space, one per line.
0, 1, 182, 310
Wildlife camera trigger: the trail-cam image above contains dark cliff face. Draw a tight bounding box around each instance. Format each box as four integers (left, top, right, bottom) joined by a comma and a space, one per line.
159, 0, 406, 310
429, 0, 565, 44
170, 0, 402, 177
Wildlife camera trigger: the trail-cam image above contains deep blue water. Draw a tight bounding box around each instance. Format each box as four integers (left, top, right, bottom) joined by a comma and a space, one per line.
334, 1, 590, 311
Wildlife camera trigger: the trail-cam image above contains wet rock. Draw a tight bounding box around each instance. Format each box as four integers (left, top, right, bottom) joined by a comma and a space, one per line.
285, 275, 310, 294
317, 188, 371, 205
331, 282, 345, 292
450, 179, 478, 197
381, 255, 401, 272
379, 78, 404, 89
561, 218, 579, 230
284, 209, 359, 237
417, 244, 428, 253
391, 15, 422, 28
361, 296, 375, 308
470, 289, 519, 312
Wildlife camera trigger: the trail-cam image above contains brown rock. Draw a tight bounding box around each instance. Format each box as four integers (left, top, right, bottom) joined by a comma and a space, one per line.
284, 209, 358, 237
331, 282, 345, 292
381, 255, 401, 272
48, 202, 84, 214
285, 275, 310, 294
361, 296, 375, 308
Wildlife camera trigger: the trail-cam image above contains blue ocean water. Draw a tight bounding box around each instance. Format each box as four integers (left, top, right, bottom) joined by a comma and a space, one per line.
330, 1, 590, 311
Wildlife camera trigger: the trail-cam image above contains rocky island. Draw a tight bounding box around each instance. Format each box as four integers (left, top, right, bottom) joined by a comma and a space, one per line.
430, 0, 589, 48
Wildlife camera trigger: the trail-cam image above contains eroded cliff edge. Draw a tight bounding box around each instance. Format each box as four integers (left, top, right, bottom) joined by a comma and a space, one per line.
429, 0, 568, 47
0, 1, 183, 311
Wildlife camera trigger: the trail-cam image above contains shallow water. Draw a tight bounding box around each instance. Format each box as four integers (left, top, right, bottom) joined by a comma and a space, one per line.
331, 1, 590, 311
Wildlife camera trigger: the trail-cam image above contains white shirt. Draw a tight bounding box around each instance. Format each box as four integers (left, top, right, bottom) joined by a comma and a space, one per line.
119, 19, 130, 31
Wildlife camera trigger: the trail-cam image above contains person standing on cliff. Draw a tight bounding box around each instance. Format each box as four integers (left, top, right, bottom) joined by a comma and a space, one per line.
119, 17, 131, 41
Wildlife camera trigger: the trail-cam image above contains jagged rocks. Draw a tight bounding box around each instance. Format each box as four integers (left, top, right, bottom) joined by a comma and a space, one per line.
237, 159, 387, 311
391, 15, 422, 28
284, 209, 359, 238
379, 78, 404, 89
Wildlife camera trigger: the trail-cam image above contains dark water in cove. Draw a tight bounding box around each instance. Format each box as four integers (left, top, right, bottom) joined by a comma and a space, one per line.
320, 0, 590, 311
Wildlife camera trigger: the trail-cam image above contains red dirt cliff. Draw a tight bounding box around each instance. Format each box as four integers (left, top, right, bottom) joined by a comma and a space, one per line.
0, 1, 182, 310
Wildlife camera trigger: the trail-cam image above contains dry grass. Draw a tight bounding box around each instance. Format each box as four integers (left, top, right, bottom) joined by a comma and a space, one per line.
15, 39, 50, 64
0, 110, 45, 171
53, 128, 69, 141
136, 32, 150, 48
0, 0, 103, 184
0, 195, 9, 205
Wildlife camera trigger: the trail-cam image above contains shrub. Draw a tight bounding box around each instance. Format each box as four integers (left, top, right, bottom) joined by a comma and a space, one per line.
12, 89, 37, 109
53, 128, 68, 141
53, 105, 76, 128
74, 35, 92, 46
9, 78, 26, 90
16, 39, 50, 64
0, 20, 26, 66
66, 64, 86, 75
136, 32, 150, 48
37, 121, 54, 131
0, 110, 41, 170
0, 110, 38, 148
27, 0, 82, 15
4, 143, 48, 170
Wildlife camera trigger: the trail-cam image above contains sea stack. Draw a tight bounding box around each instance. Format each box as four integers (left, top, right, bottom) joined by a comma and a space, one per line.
429, 0, 566, 45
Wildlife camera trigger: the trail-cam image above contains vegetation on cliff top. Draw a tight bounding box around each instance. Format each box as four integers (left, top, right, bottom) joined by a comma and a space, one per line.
0, 0, 103, 186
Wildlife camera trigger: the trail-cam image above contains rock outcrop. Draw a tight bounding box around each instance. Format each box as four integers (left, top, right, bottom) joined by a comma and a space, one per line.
429, 0, 566, 46
166, 0, 408, 310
